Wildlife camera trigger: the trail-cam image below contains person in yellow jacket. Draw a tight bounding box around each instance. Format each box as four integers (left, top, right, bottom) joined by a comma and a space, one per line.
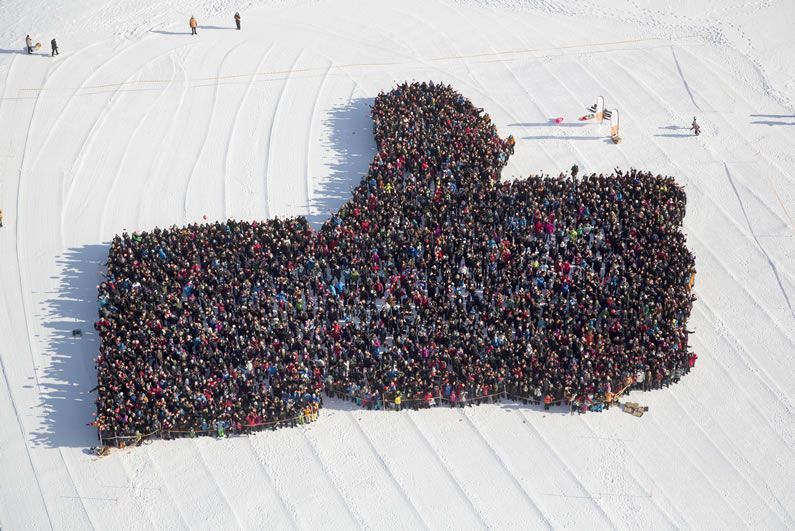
394, 391, 402, 411
189, 16, 198, 35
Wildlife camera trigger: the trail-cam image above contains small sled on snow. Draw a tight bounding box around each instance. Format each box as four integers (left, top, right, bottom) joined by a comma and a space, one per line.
622, 402, 648, 417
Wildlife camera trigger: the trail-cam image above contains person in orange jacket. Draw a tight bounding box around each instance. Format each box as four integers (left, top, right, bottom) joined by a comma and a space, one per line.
189, 16, 198, 35
543, 394, 553, 410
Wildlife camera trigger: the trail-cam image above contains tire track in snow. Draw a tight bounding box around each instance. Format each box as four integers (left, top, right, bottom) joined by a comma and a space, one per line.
193, 441, 246, 530
136, 49, 191, 228
299, 426, 367, 528
302, 61, 333, 220
403, 413, 490, 528
246, 437, 299, 529
143, 447, 191, 528
578, 416, 694, 528
12, 54, 78, 531
99, 52, 180, 239
688, 234, 795, 422
516, 410, 614, 526
59, 448, 100, 530
182, 44, 238, 224
636, 403, 758, 527
62, 45, 185, 228
222, 43, 275, 220
692, 298, 793, 419
263, 49, 305, 220
344, 412, 430, 529
660, 357, 794, 527
459, 408, 554, 528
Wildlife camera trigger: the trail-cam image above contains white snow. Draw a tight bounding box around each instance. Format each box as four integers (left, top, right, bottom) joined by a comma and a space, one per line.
1, 0, 794, 528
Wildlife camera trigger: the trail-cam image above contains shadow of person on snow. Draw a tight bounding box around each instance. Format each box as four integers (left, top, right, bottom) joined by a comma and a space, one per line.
305, 97, 376, 229
28, 244, 108, 449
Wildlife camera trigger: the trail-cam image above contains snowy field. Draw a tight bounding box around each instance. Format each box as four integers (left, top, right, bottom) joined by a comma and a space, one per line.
1, 0, 794, 528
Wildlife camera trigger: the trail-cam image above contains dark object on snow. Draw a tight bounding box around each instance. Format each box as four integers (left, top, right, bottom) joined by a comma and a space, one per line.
622, 402, 649, 417
571, 164, 579, 178
72, 329, 82, 337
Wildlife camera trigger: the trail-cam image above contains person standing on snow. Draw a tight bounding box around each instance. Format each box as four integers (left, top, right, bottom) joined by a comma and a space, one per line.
189, 16, 198, 35
234, 12, 241, 30
51, 38, 59, 56
690, 117, 700, 136
26, 35, 33, 54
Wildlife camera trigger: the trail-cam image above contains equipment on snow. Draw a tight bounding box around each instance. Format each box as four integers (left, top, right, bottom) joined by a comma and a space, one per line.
622, 402, 648, 417
553, 117, 564, 124
609, 108, 621, 144
586, 96, 605, 122
578, 113, 595, 121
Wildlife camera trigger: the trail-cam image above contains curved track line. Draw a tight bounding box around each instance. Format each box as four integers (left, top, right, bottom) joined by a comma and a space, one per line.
302, 61, 333, 219
459, 409, 554, 528
263, 49, 305, 219
27, 40, 114, 180
246, 437, 299, 529
344, 413, 430, 529
222, 43, 275, 220
136, 51, 191, 228
182, 44, 239, 224
62, 46, 185, 225
12, 54, 74, 531
404, 413, 490, 527
99, 52, 179, 239
0, 54, 18, 118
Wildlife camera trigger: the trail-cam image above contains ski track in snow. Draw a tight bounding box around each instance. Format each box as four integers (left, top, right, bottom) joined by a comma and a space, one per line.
1, 0, 794, 528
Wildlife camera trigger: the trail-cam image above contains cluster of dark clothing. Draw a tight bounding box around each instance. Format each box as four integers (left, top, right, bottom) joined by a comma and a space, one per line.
94, 81, 696, 439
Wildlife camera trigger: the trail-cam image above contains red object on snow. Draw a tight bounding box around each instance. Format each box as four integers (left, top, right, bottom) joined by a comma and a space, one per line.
553, 117, 564, 124
579, 113, 595, 121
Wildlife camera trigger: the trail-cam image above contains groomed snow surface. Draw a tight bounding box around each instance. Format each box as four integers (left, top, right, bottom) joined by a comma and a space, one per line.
1, 0, 794, 528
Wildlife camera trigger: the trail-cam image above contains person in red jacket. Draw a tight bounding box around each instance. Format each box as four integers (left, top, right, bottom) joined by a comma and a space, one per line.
689, 352, 698, 368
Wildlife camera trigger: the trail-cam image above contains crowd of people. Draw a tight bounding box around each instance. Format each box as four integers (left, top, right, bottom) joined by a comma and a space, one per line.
94, 81, 696, 441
